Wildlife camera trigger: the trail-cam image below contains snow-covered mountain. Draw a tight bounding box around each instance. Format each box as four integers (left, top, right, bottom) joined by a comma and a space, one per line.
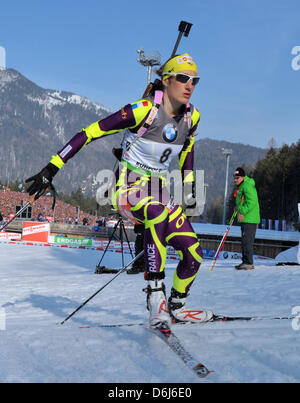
0, 68, 121, 194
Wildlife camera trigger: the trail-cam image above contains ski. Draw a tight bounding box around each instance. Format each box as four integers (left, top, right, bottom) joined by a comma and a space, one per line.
79, 323, 211, 377
79, 323, 144, 329
79, 313, 294, 329
211, 314, 294, 322
146, 325, 211, 379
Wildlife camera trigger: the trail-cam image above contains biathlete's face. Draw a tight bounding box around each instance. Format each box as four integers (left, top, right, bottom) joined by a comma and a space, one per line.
163, 70, 198, 105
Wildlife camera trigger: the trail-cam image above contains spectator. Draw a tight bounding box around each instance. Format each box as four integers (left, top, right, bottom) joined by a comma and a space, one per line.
233, 167, 260, 270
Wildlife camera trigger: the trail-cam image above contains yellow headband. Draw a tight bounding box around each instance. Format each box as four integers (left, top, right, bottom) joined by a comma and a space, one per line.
162, 53, 198, 79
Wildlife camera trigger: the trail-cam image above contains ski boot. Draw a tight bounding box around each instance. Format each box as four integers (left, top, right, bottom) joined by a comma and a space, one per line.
143, 273, 171, 330
235, 263, 254, 270
168, 288, 214, 324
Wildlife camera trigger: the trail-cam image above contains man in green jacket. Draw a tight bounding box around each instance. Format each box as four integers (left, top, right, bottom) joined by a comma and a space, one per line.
233, 167, 260, 270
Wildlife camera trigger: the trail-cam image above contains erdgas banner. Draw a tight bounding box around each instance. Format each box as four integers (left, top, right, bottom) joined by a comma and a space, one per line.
54, 236, 92, 247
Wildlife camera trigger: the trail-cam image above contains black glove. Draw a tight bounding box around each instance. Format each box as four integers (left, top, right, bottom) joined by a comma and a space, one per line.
25, 163, 59, 197
0, 212, 3, 222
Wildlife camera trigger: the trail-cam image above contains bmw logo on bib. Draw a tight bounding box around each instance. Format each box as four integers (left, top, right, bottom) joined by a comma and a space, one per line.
162, 123, 178, 143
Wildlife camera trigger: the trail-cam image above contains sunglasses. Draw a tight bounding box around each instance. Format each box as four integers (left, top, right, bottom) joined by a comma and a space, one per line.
233, 176, 241, 180
163, 72, 200, 86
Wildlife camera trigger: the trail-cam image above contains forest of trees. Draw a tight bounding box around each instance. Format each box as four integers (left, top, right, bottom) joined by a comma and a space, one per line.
253, 141, 300, 223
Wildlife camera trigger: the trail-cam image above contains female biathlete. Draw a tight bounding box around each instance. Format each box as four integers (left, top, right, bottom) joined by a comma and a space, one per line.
26, 53, 213, 329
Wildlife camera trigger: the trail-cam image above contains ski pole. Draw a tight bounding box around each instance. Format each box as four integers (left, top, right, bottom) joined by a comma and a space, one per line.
60, 250, 145, 325
0, 188, 46, 232
0, 181, 57, 232
208, 210, 238, 272
0, 200, 32, 232
208, 196, 244, 272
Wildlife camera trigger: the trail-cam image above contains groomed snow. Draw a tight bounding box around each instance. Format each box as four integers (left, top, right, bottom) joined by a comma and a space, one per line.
0, 241, 299, 383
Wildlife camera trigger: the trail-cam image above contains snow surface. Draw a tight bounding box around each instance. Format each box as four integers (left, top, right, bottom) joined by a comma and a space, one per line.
276, 245, 300, 265
0, 241, 300, 384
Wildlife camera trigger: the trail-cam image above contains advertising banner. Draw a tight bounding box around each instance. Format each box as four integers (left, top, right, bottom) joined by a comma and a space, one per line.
22, 222, 50, 242
0, 232, 22, 240
54, 236, 92, 247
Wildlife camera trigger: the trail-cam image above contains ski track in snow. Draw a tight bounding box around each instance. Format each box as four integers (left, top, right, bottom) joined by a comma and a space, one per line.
0, 242, 300, 383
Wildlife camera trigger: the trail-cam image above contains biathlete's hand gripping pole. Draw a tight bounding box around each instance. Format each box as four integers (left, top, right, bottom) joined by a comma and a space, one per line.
208, 196, 244, 272
171, 21, 193, 58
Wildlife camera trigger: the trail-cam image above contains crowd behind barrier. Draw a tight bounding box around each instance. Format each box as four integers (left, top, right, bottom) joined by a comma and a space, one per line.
0, 189, 100, 226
